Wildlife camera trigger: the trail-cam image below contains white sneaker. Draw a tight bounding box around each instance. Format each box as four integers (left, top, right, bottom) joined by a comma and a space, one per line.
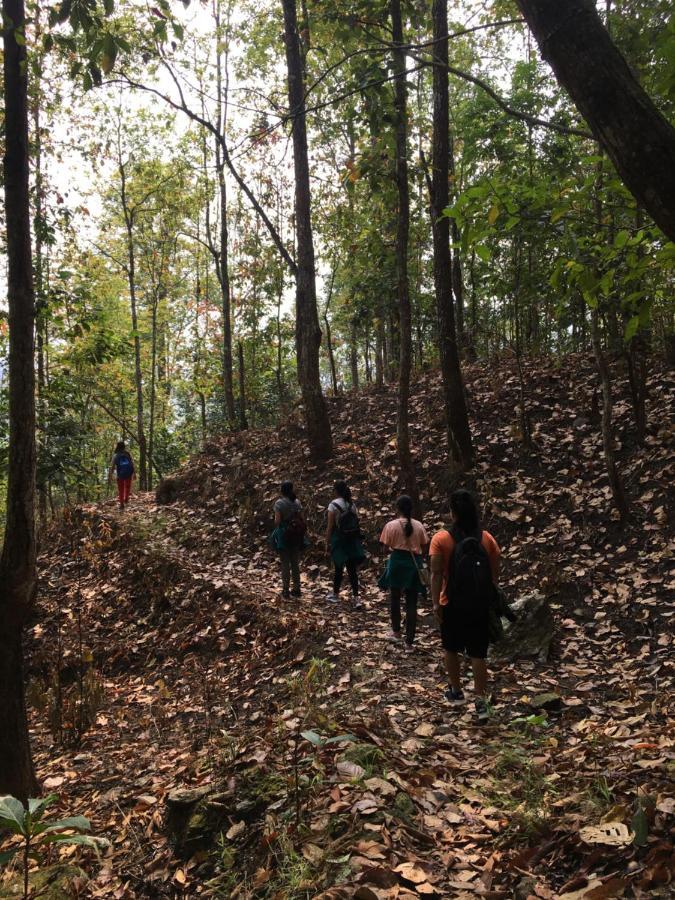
385, 630, 402, 642
326, 592, 339, 604
352, 595, 364, 609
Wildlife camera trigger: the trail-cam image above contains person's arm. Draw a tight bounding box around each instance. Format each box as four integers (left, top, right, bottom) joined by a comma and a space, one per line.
274, 510, 282, 526
107, 456, 116, 486
430, 553, 445, 623
326, 508, 336, 552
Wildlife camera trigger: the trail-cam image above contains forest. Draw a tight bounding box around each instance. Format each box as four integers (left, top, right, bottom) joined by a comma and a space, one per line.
0, 0, 674, 897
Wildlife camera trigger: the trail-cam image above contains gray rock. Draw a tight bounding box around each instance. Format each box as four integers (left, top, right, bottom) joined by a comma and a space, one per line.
489, 591, 554, 662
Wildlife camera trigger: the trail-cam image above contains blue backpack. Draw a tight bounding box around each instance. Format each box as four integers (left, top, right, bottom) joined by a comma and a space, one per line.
116, 454, 134, 479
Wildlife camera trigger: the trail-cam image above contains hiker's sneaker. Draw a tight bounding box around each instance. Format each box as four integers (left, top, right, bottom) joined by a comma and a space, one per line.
325, 592, 339, 604
290, 588, 302, 598
118, 502, 124, 511
444, 687, 465, 706
404, 642, 415, 654
352, 595, 364, 609
474, 697, 490, 724
384, 630, 402, 642
282, 590, 291, 600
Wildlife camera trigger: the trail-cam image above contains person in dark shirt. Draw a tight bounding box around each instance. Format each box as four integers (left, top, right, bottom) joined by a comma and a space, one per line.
108, 441, 135, 510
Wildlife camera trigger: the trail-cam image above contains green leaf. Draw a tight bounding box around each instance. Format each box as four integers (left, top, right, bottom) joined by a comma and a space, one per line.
103, 0, 114, 14
0, 797, 27, 835
100, 34, 117, 74
631, 807, 649, 847
475, 245, 491, 263
300, 730, 323, 746
614, 230, 630, 249
42, 834, 109, 855
624, 317, 639, 343
0, 849, 18, 866
35, 815, 91, 836
28, 795, 58, 824
487, 203, 499, 226
324, 733, 357, 745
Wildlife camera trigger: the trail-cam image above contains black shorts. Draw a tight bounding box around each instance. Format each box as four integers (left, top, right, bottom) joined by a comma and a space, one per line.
440, 607, 489, 659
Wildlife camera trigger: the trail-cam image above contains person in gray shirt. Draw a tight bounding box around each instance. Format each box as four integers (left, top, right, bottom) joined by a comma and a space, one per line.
271, 480, 305, 598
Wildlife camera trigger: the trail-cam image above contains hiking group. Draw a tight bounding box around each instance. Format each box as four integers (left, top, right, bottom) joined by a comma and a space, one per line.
270, 481, 515, 724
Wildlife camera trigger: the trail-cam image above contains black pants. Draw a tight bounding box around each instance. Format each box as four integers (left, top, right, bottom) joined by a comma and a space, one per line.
279, 548, 301, 594
390, 588, 418, 644
334, 559, 359, 595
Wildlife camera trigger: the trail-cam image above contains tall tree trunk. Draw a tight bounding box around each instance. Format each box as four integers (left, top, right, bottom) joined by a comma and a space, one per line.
281, 0, 332, 461
122, 215, 148, 491
592, 310, 629, 522
517, 0, 675, 243
148, 295, 158, 493
118, 148, 148, 491
375, 317, 384, 388
324, 313, 339, 394
349, 321, 359, 390
214, 0, 236, 425
0, 0, 38, 798
237, 340, 248, 430
430, 0, 473, 470
275, 290, 286, 407
447, 135, 466, 349
33, 12, 48, 531
391, 0, 419, 508
364, 322, 372, 384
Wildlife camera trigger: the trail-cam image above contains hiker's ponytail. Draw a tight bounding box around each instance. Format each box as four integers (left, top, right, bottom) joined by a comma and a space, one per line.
450, 489, 479, 534
397, 495, 413, 538
280, 480, 297, 503
334, 479, 352, 507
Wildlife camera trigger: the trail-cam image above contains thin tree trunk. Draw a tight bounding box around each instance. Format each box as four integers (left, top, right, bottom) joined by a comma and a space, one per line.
214, 0, 236, 425
448, 135, 465, 349
148, 296, 158, 493
0, 0, 38, 798
281, 0, 332, 461
391, 0, 419, 508
430, 0, 473, 470
275, 290, 286, 407
517, 0, 675, 243
349, 321, 359, 390
364, 322, 372, 384
592, 309, 629, 521
375, 317, 384, 388
118, 151, 148, 491
33, 13, 48, 531
237, 340, 248, 430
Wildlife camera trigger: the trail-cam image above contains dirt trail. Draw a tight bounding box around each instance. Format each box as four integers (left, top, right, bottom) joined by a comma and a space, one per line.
24, 357, 675, 898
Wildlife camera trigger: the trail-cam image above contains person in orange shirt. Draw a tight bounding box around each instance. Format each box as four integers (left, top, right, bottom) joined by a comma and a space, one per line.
429, 490, 501, 723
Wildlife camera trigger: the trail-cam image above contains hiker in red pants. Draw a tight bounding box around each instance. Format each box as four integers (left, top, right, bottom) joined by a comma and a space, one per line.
109, 441, 135, 510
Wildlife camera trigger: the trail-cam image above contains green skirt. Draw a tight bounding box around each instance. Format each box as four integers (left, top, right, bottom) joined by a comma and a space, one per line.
378, 549, 424, 592
330, 531, 366, 568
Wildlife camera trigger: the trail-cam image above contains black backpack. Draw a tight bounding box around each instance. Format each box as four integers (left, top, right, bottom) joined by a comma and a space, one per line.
336, 502, 361, 539
284, 508, 307, 548
448, 528, 494, 623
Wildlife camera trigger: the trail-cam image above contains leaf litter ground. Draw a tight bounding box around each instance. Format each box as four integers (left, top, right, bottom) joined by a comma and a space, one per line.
17, 356, 675, 899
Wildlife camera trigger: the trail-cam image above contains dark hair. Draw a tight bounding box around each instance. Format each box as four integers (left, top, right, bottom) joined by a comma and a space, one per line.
115, 441, 126, 453
450, 489, 479, 534
397, 495, 413, 537
334, 479, 352, 506
280, 480, 297, 502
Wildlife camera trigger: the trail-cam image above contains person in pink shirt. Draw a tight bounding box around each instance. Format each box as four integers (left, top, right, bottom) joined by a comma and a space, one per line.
378, 495, 429, 651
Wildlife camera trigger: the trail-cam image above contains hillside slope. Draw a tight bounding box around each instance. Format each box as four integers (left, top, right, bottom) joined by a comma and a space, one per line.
20, 355, 675, 899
